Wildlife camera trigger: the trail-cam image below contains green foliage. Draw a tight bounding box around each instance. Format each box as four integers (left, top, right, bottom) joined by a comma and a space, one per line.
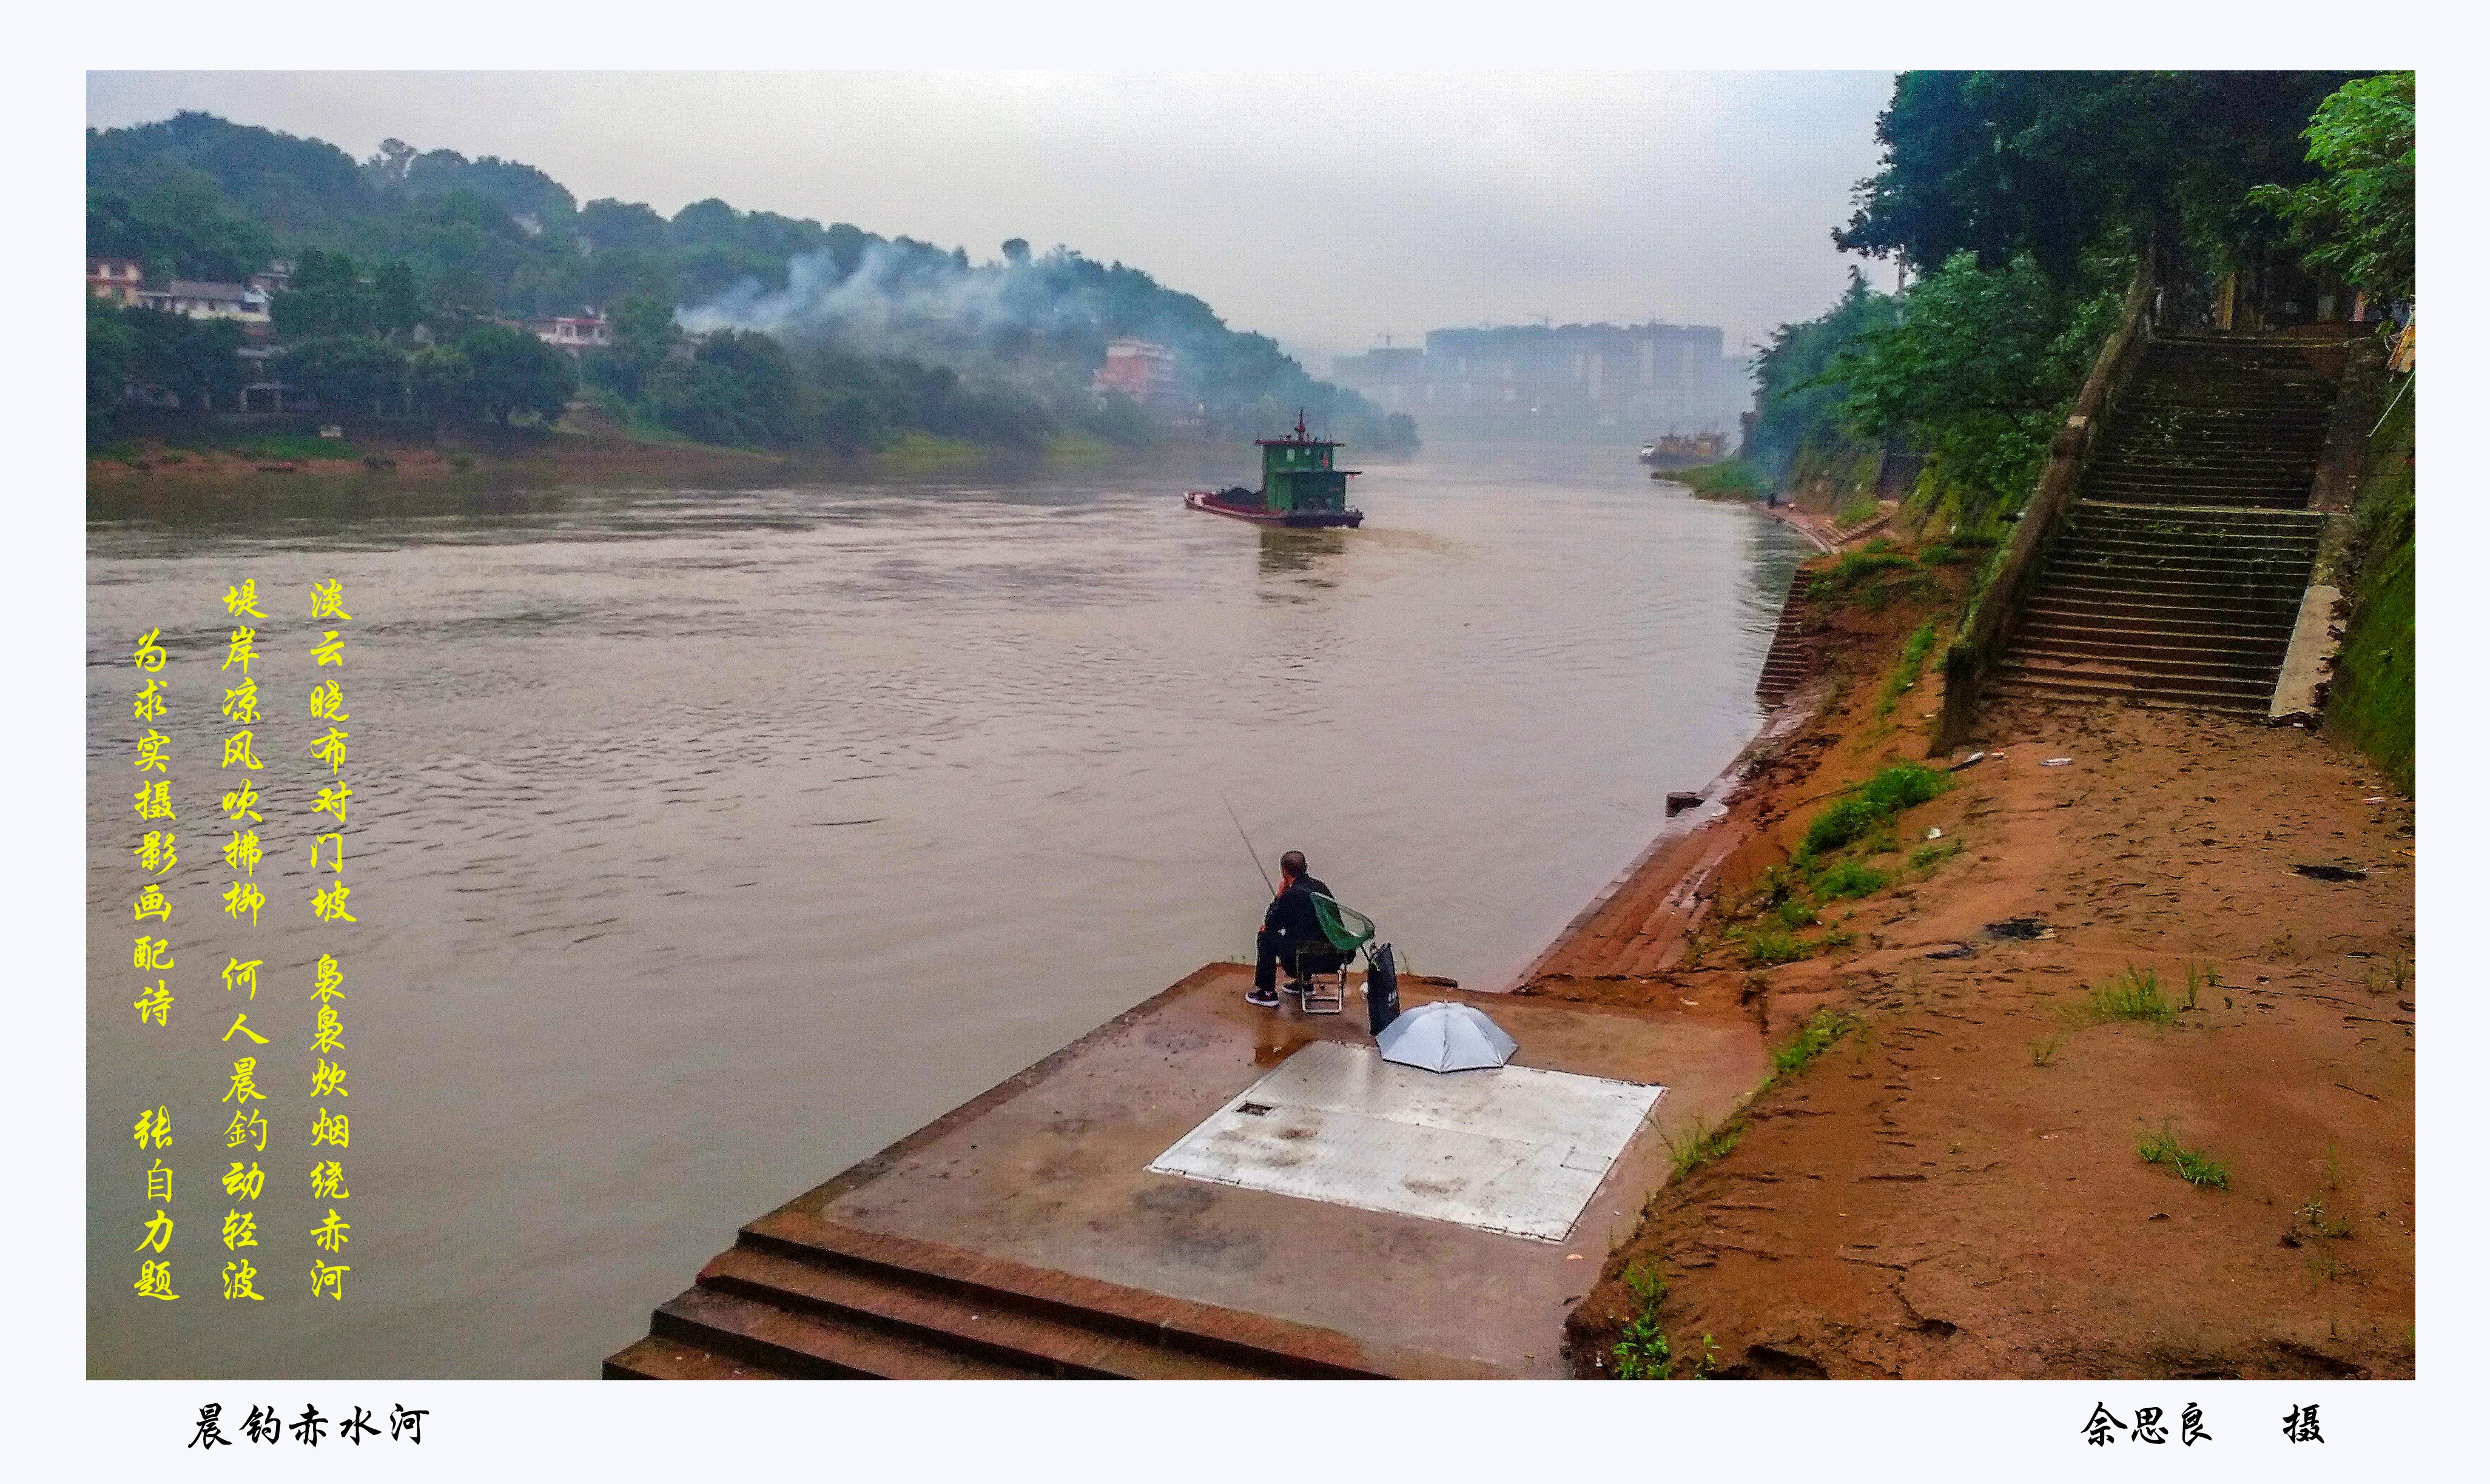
456, 323, 575, 423
1769, 1009, 1860, 1079
1815, 859, 1889, 899
1743, 270, 1901, 480
1741, 929, 1808, 967
1838, 72, 2359, 281
1800, 764, 1951, 855
1669, 458, 1768, 500
2249, 72, 2415, 301
1835, 496, 1879, 529
1874, 619, 1940, 718
99, 304, 248, 410
1666, 1116, 1746, 1180
286, 335, 407, 417
1612, 1266, 1674, 1380
2326, 369, 2414, 794
1907, 837, 1963, 871
1833, 250, 2124, 526
2138, 1122, 2230, 1189
2068, 966, 2179, 1027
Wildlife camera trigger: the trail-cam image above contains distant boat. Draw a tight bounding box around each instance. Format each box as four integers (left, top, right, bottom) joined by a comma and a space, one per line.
1185, 411, 1364, 529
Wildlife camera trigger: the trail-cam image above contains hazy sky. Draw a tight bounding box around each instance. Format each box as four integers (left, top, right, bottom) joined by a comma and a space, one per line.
87, 72, 1898, 367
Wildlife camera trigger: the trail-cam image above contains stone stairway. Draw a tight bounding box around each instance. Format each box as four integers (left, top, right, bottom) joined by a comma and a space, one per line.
1989, 331, 2343, 713
605, 1212, 1462, 1380
1754, 571, 1822, 706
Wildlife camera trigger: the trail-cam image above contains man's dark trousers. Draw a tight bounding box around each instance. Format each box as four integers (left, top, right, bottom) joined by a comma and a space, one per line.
1253, 873, 1333, 993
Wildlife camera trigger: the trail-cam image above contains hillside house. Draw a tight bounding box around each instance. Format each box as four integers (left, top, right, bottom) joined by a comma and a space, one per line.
530, 314, 611, 352
88, 258, 145, 307
135, 280, 272, 324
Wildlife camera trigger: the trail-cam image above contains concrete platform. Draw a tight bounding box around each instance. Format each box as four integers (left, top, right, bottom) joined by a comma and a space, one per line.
611, 963, 1765, 1378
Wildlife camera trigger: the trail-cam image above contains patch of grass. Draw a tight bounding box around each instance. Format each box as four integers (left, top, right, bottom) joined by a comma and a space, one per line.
1812, 549, 1915, 595
1666, 1115, 1746, 1180
1669, 458, 1768, 501
1815, 859, 1889, 899
2028, 1035, 2062, 1067
1774, 898, 1819, 929
1835, 495, 1880, 529
1769, 1009, 1860, 1079
1743, 929, 1809, 967
1908, 837, 1964, 871
1611, 1265, 1675, 1378
2067, 966, 2181, 1027
1800, 764, 1953, 855
2138, 1121, 2230, 1189
1873, 619, 1940, 719
2181, 961, 2218, 1012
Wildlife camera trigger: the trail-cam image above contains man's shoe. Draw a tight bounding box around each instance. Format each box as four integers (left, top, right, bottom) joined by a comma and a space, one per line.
1283, 979, 1310, 997
1245, 986, 1280, 1007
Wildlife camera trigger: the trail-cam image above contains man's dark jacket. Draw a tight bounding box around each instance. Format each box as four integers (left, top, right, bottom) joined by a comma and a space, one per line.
1262, 875, 1334, 945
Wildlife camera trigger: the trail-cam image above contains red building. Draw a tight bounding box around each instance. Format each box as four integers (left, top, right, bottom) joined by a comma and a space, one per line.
1092, 337, 1177, 405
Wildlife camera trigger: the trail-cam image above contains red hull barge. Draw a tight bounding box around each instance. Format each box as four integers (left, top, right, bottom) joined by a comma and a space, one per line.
1183, 489, 1364, 528
1184, 409, 1365, 529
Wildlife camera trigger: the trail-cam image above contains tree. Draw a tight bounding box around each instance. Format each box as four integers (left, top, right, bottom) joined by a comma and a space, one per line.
289, 336, 408, 417
89, 298, 141, 425
2248, 72, 2415, 301
453, 324, 574, 423
408, 344, 474, 421
1831, 250, 2122, 524
1742, 270, 1902, 478
1839, 72, 2358, 281
121, 307, 247, 410
271, 247, 379, 338
1001, 238, 1031, 264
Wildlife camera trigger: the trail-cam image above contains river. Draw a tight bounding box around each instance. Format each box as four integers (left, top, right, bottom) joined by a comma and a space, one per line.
86, 442, 1809, 1377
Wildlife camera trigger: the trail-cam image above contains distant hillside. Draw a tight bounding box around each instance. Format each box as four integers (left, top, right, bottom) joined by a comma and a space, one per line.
87, 111, 1416, 454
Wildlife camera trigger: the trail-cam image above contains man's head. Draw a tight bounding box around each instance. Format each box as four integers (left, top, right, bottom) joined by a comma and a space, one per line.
1279, 850, 1307, 882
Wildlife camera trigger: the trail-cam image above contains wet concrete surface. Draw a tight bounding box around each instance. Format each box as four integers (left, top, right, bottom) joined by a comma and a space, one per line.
778, 963, 1767, 1376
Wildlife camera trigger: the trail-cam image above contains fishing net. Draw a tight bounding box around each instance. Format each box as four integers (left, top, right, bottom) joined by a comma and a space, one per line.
1310, 893, 1376, 955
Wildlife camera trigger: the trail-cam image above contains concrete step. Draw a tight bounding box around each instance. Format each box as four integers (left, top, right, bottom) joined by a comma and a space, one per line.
738, 1212, 1469, 1376
1991, 657, 2275, 707
2072, 488, 2315, 511
2016, 625, 2290, 664
2057, 528, 2320, 556
1987, 671, 2269, 714
2022, 599, 2302, 637
650, 1284, 1045, 1379
697, 1243, 1273, 1380
602, 1335, 791, 1380
2005, 638, 2284, 682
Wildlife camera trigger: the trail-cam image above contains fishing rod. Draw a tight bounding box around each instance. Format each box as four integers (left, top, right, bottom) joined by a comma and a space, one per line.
1220, 792, 1276, 895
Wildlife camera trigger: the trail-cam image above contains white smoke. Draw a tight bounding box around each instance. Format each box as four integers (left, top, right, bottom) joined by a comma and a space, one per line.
676, 241, 1097, 358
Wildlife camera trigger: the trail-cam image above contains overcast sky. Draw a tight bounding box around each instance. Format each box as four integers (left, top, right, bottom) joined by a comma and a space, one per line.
87, 72, 1899, 368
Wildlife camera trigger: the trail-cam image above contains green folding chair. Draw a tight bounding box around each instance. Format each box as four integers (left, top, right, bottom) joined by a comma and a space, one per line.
1290, 893, 1377, 1016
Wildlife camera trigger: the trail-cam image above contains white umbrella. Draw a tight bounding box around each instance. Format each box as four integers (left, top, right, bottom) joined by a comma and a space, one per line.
1376, 1001, 1518, 1073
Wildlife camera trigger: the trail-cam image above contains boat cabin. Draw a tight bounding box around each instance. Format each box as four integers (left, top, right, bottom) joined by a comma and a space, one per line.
1255, 414, 1359, 515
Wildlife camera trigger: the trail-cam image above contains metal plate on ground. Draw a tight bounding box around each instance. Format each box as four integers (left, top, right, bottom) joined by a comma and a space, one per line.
1146, 1040, 1666, 1241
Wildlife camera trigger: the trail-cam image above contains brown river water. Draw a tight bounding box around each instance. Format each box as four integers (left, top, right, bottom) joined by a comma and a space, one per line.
86, 442, 1808, 1376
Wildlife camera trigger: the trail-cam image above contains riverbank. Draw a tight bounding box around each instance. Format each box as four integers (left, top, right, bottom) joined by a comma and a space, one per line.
84, 417, 1296, 499
1538, 537, 2416, 1378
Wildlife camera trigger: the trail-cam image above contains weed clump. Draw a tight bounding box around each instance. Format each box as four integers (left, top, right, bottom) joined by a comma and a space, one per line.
1817, 859, 1889, 899
1769, 1009, 1859, 1079
2068, 966, 2181, 1027
2138, 1121, 2230, 1189
1666, 1115, 1745, 1180
1801, 764, 1952, 854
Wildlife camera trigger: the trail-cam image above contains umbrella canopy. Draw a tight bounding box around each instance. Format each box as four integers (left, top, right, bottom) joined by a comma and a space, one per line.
1375, 1001, 1518, 1073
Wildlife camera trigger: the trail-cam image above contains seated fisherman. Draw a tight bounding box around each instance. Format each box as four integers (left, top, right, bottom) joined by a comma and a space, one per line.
1248, 850, 1336, 1008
